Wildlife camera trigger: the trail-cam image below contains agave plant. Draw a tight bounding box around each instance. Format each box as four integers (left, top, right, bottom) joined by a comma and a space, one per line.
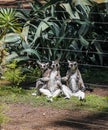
0, 8, 22, 38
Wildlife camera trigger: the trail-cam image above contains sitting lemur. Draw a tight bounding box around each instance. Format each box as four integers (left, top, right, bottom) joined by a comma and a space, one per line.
61, 60, 86, 100
32, 61, 51, 96
39, 59, 62, 102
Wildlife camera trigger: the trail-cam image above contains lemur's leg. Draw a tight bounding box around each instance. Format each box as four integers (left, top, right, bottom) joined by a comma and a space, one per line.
32, 80, 44, 96
36, 80, 44, 88
56, 80, 62, 88
52, 89, 61, 98
33, 77, 49, 96
72, 90, 85, 100
62, 85, 72, 99
39, 88, 52, 98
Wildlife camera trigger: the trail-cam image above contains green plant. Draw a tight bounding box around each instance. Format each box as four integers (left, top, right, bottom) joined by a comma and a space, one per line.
26, 0, 94, 62
1, 0, 108, 68
0, 8, 22, 38
83, 68, 108, 84
4, 60, 26, 86
21, 0, 105, 64
0, 104, 9, 128
22, 66, 41, 84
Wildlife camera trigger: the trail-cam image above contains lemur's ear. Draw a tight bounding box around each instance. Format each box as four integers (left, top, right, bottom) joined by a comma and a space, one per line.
52, 61, 54, 64
67, 60, 71, 63
45, 63, 49, 66
37, 60, 42, 66
55, 58, 60, 64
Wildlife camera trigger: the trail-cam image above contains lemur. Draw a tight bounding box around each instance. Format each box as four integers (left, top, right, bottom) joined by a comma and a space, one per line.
32, 60, 51, 96
61, 60, 85, 100
39, 59, 62, 102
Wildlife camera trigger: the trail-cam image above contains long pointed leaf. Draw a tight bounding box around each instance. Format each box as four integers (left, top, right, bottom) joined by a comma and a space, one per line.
21, 49, 40, 60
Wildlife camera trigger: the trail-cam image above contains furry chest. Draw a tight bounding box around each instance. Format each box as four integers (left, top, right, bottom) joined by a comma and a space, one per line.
68, 72, 79, 92
69, 72, 78, 80
48, 71, 58, 92
50, 71, 57, 80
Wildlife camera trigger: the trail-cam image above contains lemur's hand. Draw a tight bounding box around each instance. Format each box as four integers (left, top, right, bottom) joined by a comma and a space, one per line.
81, 87, 86, 92
61, 77, 68, 82
56, 77, 61, 81
40, 77, 49, 82
36, 78, 41, 82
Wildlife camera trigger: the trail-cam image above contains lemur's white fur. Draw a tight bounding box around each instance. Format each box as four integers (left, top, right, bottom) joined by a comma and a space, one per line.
39, 59, 62, 102
62, 60, 85, 100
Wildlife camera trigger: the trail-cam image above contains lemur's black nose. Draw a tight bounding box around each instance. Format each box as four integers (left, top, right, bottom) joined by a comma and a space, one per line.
52, 64, 55, 67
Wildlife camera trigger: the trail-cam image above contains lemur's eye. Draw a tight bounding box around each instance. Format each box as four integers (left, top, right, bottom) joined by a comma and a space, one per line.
74, 63, 77, 66
56, 64, 58, 67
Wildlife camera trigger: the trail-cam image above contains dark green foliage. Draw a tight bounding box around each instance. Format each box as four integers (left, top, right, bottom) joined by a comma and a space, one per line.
83, 68, 108, 84
1, 0, 108, 75
22, 66, 41, 84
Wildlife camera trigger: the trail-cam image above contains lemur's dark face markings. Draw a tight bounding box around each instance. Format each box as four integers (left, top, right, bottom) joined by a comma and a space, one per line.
37, 61, 49, 71
40, 63, 48, 70
51, 61, 60, 70
68, 60, 78, 71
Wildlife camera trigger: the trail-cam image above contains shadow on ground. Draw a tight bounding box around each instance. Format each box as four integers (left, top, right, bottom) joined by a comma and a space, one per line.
52, 108, 108, 130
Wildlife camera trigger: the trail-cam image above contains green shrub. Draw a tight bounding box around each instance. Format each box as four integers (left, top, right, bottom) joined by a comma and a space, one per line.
22, 66, 41, 84
83, 68, 108, 84
4, 60, 26, 86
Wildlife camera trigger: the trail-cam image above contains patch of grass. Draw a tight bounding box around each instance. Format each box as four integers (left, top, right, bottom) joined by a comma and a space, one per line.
0, 104, 9, 127
0, 85, 108, 112
49, 95, 108, 112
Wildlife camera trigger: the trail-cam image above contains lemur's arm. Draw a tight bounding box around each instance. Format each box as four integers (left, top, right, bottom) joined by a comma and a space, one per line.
39, 77, 50, 82
40, 69, 51, 82
56, 71, 61, 80
77, 69, 85, 89
56, 71, 63, 88
61, 71, 70, 82
43, 69, 51, 77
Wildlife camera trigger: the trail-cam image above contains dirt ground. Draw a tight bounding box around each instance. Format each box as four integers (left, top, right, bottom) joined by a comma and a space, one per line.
2, 88, 108, 130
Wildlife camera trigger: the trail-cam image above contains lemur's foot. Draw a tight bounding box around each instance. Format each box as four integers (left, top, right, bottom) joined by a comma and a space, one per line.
79, 98, 86, 102
47, 97, 53, 102
32, 92, 37, 96
64, 96, 70, 99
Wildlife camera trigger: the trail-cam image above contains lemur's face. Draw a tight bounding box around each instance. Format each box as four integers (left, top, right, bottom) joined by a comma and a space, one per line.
40, 63, 49, 70
37, 61, 49, 71
51, 60, 60, 70
68, 60, 78, 71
